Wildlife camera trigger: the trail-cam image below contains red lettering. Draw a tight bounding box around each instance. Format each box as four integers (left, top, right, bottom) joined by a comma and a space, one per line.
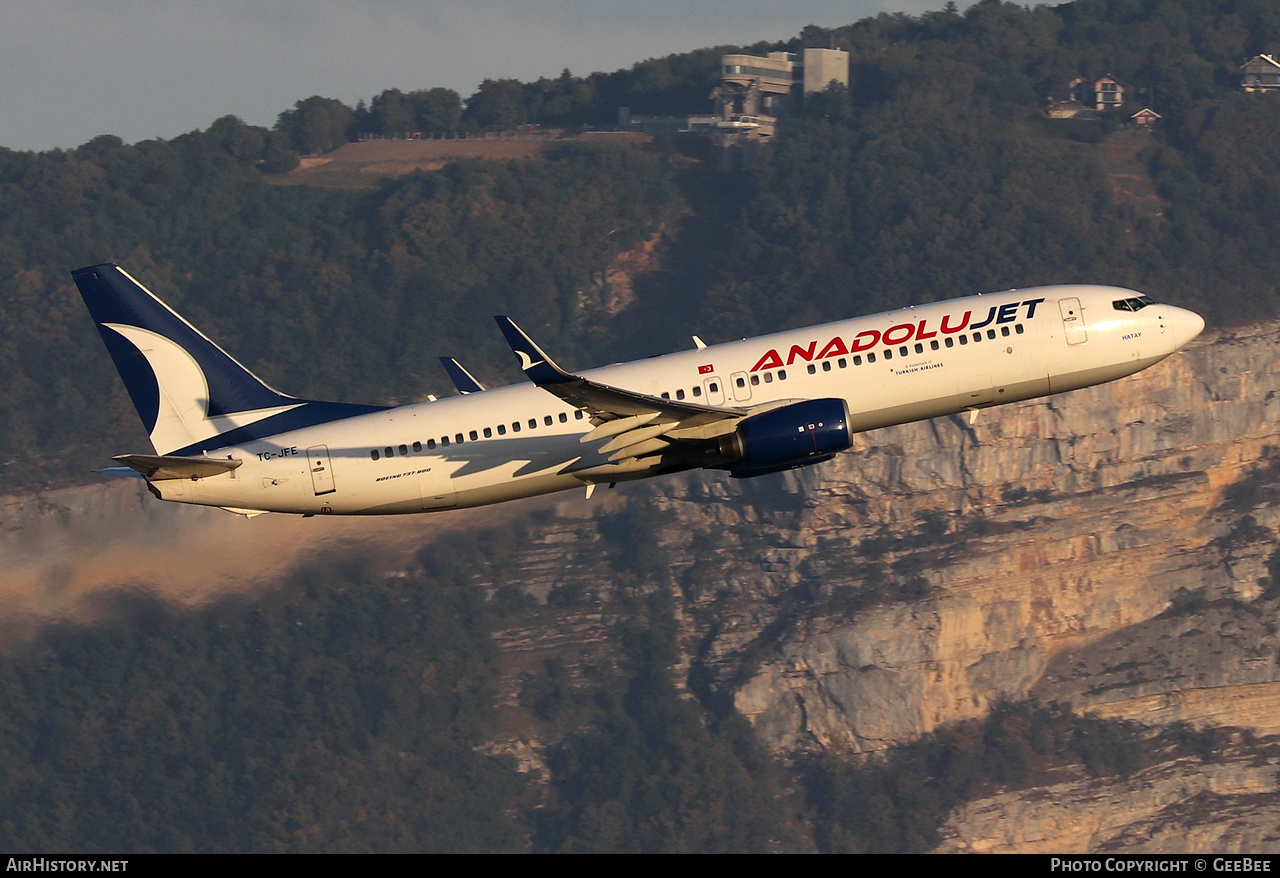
941, 311, 971, 334
849, 329, 881, 353
751, 349, 784, 372
817, 337, 848, 358
786, 341, 817, 365
916, 319, 937, 340
883, 323, 914, 345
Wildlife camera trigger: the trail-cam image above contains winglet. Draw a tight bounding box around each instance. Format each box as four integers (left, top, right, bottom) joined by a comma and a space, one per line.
493, 316, 575, 385
439, 357, 485, 394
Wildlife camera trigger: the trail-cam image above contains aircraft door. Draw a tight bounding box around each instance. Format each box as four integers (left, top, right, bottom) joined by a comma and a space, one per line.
306, 445, 336, 496
1059, 297, 1088, 345
704, 375, 725, 406
730, 371, 752, 402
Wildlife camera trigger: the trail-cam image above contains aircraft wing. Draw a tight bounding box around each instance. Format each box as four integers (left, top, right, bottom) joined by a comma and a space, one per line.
111, 454, 243, 481
494, 316, 748, 462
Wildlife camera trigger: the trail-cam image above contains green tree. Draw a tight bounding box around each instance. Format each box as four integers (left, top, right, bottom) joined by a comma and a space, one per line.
275, 96, 354, 155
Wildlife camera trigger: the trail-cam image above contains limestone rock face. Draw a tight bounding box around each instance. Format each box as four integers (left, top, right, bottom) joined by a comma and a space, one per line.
934, 745, 1280, 854
648, 322, 1280, 755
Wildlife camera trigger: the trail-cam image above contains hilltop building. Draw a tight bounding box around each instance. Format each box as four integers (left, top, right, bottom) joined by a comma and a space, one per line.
711, 48, 850, 138
1241, 55, 1280, 92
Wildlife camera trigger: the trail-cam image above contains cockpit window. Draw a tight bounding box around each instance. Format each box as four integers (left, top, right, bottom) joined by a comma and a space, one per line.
1113, 296, 1157, 312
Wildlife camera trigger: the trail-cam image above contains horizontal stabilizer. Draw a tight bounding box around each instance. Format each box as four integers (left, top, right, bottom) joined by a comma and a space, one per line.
218, 507, 270, 518
96, 466, 146, 479
112, 454, 243, 481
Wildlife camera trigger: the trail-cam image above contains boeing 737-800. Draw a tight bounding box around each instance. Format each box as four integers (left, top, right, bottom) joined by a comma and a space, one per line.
71, 264, 1204, 517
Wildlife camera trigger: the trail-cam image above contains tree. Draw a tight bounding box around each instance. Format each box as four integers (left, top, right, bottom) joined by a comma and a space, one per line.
275, 96, 354, 155
463, 79, 527, 130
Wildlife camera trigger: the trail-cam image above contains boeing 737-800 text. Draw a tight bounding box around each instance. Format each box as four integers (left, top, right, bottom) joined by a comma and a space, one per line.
72, 264, 1204, 517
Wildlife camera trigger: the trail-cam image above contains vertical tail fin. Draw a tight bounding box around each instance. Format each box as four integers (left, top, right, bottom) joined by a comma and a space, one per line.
72, 264, 302, 454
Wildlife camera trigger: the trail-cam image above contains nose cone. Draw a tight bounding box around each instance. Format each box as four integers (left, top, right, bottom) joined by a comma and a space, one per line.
1168, 306, 1205, 350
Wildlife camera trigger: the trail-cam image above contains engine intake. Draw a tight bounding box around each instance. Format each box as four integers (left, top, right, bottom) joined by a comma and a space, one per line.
719, 398, 851, 478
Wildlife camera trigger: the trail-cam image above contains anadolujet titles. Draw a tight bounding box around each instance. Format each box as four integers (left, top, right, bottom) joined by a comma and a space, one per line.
72, 264, 1204, 516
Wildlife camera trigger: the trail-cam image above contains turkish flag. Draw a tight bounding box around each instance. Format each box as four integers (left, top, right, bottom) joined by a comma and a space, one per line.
698, 364, 714, 374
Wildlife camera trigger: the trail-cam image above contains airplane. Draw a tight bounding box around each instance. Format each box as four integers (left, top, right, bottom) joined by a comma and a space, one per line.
71, 263, 1205, 517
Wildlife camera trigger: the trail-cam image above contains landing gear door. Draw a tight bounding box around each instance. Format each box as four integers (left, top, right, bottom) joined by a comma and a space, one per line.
1059, 296, 1088, 345
306, 445, 336, 496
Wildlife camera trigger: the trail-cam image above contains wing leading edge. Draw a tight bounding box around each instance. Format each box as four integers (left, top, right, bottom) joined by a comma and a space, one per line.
493, 315, 751, 466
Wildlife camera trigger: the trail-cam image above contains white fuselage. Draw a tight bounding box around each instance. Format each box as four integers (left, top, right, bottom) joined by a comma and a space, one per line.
151, 285, 1202, 515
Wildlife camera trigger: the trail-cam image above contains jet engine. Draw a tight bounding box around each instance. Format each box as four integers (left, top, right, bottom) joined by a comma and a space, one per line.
718, 398, 852, 478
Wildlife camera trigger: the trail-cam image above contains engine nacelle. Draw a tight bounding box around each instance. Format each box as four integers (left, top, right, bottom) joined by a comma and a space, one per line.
719, 398, 851, 478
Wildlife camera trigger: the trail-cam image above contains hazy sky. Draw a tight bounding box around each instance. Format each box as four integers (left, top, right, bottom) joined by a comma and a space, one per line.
1, 0, 940, 153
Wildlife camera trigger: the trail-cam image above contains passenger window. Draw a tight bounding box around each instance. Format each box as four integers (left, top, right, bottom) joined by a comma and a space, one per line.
559, 413, 568, 423
930, 340, 939, 351
898, 346, 907, 356
852, 355, 861, 366
959, 336, 968, 346
441, 436, 450, 447
751, 375, 760, 386
807, 364, 816, 375
884, 349, 893, 360
512, 422, 521, 433
1001, 326, 1010, 337
779, 370, 787, 380
575, 410, 584, 420
987, 329, 996, 340
455, 433, 464, 444
709, 383, 718, 393
914, 343, 923, 354
413, 441, 422, 452
428, 438, 437, 449
1015, 324, 1024, 335
484, 427, 492, 438
469, 430, 478, 441
497, 425, 506, 435
385, 446, 394, 457
867, 353, 876, 363
676, 389, 685, 400
371, 449, 380, 460
544, 415, 553, 425
528, 419, 536, 429
399, 444, 408, 456
945, 337, 954, 347
736, 377, 746, 387
972, 333, 981, 342
661, 392, 670, 399
693, 385, 702, 396
764, 373, 774, 383
822, 361, 832, 372
840, 358, 849, 367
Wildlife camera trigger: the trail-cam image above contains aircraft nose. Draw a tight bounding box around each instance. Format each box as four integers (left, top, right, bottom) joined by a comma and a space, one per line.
1167, 306, 1205, 350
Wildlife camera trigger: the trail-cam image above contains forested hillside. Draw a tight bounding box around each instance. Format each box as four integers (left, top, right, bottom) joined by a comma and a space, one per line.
3, 0, 1280, 851
2, 0, 1278, 495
